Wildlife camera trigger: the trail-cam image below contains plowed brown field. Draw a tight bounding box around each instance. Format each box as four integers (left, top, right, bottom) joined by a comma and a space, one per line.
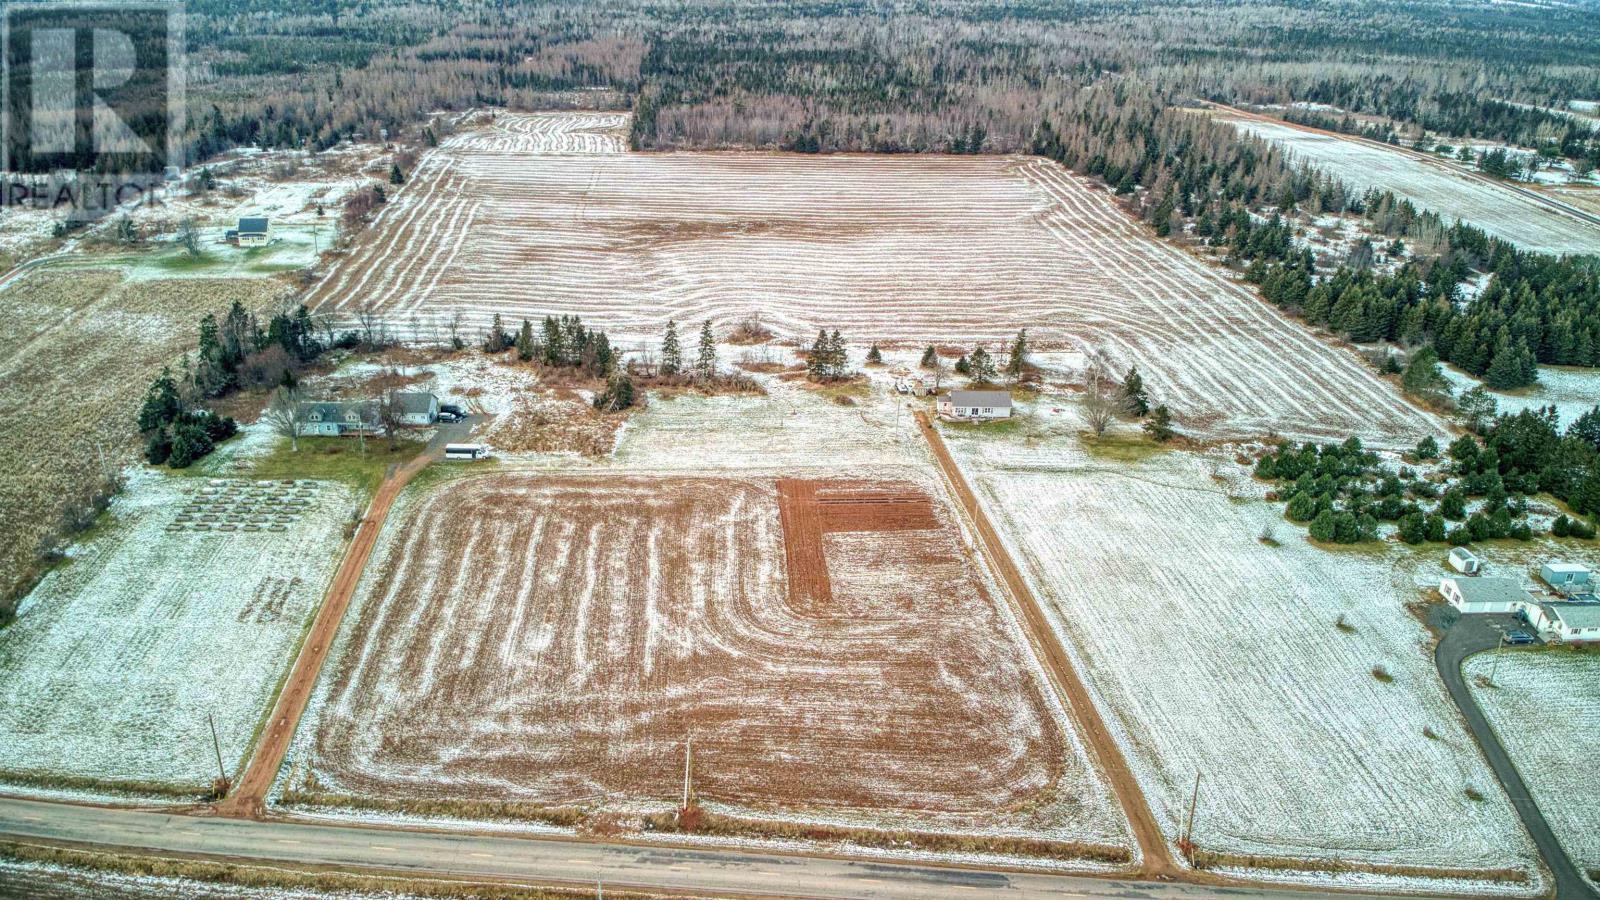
292, 472, 1125, 845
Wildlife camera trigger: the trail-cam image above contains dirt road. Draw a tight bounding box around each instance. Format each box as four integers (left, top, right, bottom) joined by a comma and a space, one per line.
217, 426, 462, 816
913, 411, 1177, 877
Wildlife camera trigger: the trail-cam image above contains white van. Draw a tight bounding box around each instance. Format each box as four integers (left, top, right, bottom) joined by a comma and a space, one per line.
443, 443, 490, 461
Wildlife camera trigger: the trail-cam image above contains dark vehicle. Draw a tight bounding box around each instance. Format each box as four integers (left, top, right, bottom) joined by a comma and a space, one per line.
440, 404, 466, 417
1505, 630, 1535, 646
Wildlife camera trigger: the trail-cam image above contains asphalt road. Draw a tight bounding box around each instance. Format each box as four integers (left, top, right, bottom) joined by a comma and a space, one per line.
0, 797, 1452, 900
1433, 608, 1597, 900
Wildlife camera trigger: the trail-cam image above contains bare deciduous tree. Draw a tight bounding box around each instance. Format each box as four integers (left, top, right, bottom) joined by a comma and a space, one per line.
264, 386, 305, 452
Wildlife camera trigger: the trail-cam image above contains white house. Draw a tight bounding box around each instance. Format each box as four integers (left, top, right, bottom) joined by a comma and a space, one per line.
1439, 576, 1531, 614
393, 391, 439, 426
237, 216, 270, 247
1447, 547, 1482, 575
1525, 601, 1600, 644
1539, 562, 1592, 593
938, 390, 1012, 421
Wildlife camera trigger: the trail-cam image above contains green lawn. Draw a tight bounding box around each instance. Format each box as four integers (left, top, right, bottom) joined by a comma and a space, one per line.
186, 436, 428, 495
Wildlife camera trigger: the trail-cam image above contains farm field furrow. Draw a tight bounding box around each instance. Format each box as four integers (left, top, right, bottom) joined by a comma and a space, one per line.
940, 423, 1540, 887
307, 112, 1442, 444
1465, 653, 1600, 887
1213, 112, 1600, 257
0, 475, 354, 795
282, 472, 1131, 857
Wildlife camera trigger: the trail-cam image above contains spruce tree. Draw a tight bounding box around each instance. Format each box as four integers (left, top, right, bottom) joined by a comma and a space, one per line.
827, 330, 847, 379
1144, 404, 1174, 442
968, 346, 997, 383
808, 329, 829, 381
1121, 366, 1150, 417
542, 316, 564, 366
1006, 329, 1029, 378
138, 368, 181, 433
866, 343, 883, 365
919, 345, 938, 369
516, 319, 534, 362
661, 320, 682, 375
696, 320, 717, 380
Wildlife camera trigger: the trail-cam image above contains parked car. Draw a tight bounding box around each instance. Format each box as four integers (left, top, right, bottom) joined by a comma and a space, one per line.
437, 410, 463, 423
440, 403, 466, 417
1505, 630, 1535, 645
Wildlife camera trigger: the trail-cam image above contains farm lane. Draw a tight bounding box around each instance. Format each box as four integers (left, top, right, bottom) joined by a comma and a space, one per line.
1435, 614, 1598, 900
913, 411, 1177, 878
218, 417, 476, 816
0, 796, 1447, 900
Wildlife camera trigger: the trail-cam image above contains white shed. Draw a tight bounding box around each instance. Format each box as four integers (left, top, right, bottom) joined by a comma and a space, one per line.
1439, 576, 1531, 614
1447, 547, 1481, 575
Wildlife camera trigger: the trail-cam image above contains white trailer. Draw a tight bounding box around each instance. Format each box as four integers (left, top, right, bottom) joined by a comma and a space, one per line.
443, 443, 490, 461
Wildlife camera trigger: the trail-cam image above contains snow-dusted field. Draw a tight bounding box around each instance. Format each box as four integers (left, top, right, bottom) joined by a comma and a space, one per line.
939, 403, 1540, 888
1465, 653, 1600, 886
1442, 363, 1600, 428
0, 473, 352, 794
1216, 114, 1600, 257
306, 111, 1440, 444
280, 464, 1131, 861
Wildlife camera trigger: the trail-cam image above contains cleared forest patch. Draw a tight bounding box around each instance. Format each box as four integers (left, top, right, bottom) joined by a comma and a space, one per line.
307, 111, 1440, 444
283, 472, 1131, 861
1212, 111, 1600, 257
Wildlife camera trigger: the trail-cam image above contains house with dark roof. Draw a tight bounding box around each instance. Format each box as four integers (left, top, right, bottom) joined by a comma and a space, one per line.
1526, 600, 1600, 644
937, 390, 1012, 421
297, 400, 377, 436
393, 391, 439, 426
237, 216, 270, 247
1439, 576, 1531, 614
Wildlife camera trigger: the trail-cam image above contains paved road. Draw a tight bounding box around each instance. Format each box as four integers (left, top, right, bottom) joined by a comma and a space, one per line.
0, 796, 1442, 900
219, 416, 475, 816
913, 411, 1175, 877
1433, 608, 1597, 899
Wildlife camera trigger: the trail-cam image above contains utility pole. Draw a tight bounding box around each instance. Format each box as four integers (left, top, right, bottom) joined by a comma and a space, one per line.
208, 712, 228, 790
1488, 632, 1506, 687
1182, 771, 1202, 864
681, 731, 693, 811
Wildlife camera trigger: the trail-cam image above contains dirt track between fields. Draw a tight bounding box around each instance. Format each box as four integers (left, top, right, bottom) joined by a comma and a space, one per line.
217, 447, 438, 818
914, 410, 1177, 878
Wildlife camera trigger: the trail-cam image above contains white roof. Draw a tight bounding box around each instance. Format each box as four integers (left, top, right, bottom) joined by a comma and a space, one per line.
1543, 562, 1590, 574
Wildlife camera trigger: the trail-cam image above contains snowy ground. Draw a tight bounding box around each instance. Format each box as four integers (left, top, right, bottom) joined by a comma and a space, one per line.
0, 472, 353, 796
1465, 652, 1600, 887
1441, 364, 1600, 428
273, 367, 1135, 867
938, 393, 1542, 889
305, 110, 1443, 445
1215, 113, 1600, 257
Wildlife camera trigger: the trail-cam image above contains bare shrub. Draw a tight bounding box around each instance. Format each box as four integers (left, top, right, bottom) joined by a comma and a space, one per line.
1371, 664, 1393, 683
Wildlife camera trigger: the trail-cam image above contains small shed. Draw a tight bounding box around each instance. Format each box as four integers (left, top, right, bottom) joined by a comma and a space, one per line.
1447, 547, 1481, 575
393, 391, 439, 426
1526, 601, 1600, 644
1539, 562, 1592, 592
237, 216, 270, 247
938, 390, 1012, 421
1439, 576, 1531, 615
